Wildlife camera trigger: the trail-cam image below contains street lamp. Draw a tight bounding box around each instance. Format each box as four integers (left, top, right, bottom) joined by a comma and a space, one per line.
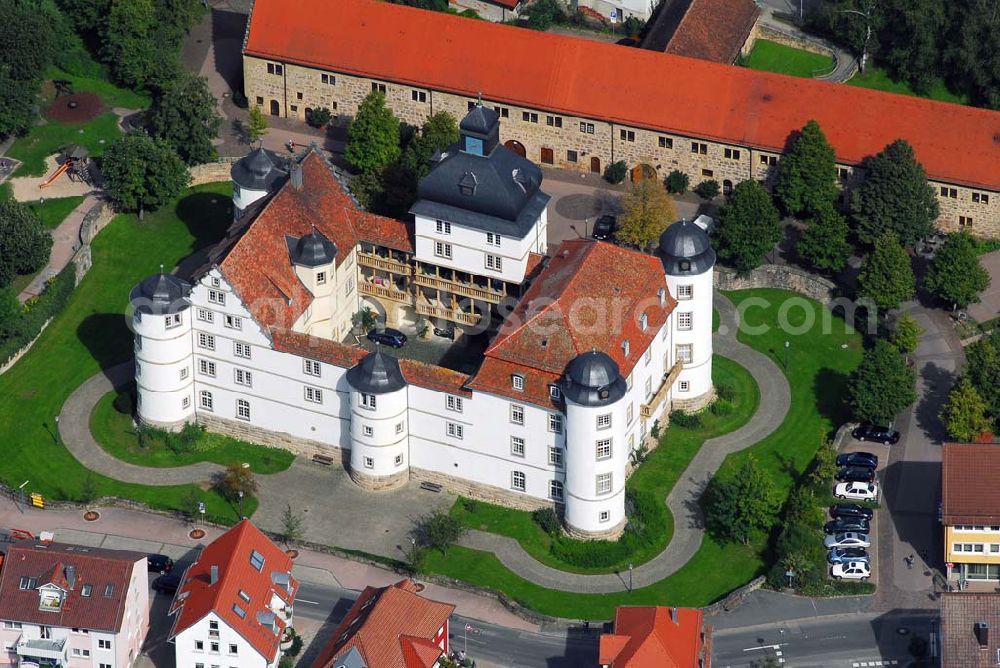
784, 340, 790, 370
53, 415, 60, 445
835, 4, 874, 73
628, 563, 634, 593
237, 490, 244, 519
18, 480, 29, 514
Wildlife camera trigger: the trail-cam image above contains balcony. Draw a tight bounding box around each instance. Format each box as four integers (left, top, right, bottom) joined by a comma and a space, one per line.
412, 272, 506, 304
16, 636, 66, 667
357, 251, 412, 276
359, 281, 411, 303
415, 301, 482, 327
640, 360, 684, 419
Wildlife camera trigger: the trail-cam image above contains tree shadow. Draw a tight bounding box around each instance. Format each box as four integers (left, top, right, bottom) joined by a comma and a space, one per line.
171, 191, 235, 279
77, 313, 133, 374
210, 9, 248, 93
914, 361, 955, 442
813, 367, 852, 430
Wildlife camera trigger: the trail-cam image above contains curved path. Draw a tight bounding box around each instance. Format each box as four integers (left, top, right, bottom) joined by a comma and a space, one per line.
59, 362, 224, 485
457, 292, 791, 593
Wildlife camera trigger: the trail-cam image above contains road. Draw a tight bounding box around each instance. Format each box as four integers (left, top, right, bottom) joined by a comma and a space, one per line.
713, 612, 938, 667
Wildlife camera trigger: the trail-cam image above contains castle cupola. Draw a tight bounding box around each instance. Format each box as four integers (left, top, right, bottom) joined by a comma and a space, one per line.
289, 228, 337, 268
459, 101, 500, 157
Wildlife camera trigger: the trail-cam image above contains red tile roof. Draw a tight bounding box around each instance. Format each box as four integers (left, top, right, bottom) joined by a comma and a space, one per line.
168, 520, 298, 663
312, 579, 454, 668
468, 239, 674, 406
0, 543, 145, 633
217, 150, 412, 331
942, 443, 1000, 525
599, 606, 710, 668
663, 0, 760, 64
245, 0, 1000, 191
941, 593, 1000, 667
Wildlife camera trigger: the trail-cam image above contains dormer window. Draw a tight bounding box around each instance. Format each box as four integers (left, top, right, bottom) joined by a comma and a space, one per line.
640, 313, 648, 331
19, 576, 37, 590
316, 271, 326, 285
549, 385, 561, 400
622, 340, 630, 357
458, 172, 478, 196
38, 588, 63, 612
81, 584, 92, 597
658, 288, 666, 305
512, 374, 525, 391
679, 259, 691, 272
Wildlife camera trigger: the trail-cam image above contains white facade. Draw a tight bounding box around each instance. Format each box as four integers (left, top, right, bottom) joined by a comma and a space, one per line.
664, 263, 714, 402
233, 183, 269, 221
173, 611, 276, 668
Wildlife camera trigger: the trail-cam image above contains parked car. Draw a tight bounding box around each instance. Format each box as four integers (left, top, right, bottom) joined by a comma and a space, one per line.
824, 517, 871, 534
830, 503, 874, 521
827, 547, 869, 565
366, 327, 407, 348
852, 424, 900, 444
831, 560, 871, 580
835, 466, 876, 483
824, 532, 871, 549
151, 573, 181, 594
147, 554, 173, 574
835, 452, 879, 469
835, 481, 879, 501
592, 215, 618, 241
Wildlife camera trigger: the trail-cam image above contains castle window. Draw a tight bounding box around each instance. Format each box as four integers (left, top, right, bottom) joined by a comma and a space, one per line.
364, 456, 374, 468
200, 391, 213, 411
208, 290, 225, 305
446, 422, 464, 439
266, 63, 283, 76
940, 186, 958, 199
180, 367, 189, 380
640, 313, 648, 331
522, 112, 538, 123
510, 404, 525, 425
486, 254, 502, 271
486, 232, 501, 246
960, 215, 974, 227
304, 359, 321, 377
677, 343, 693, 363
321, 73, 335, 85
724, 148, 741, 160
434, 242, 452, 259
679, 381, 690, 392
363, 425, 373, 437
234, 368, 253, 387
622, 340, 630, 358
197, 308, 213, 323
838, 167, 850, 180
371, 82, 386, 94
549, 480, 563, 501
304, 386, 323, 403
197, 333, 215, 350
236, 399, 251, 421
224, 315, 241, 330
198, 359, 216, 377
599, 510, 610, 522
658, 287, 666, 305
493, 106, 509, 118
234, 341, 251, 359
446, 395, 463, 412
411, 90, 427, 103
511, 470, 526, 492
395, 453, 404, 466
644, 347, 652, 366
580, 122, 595, 134
182, 396, 190, 409
316, 271, 326, 285
256, 96, 263, 106
691, 142, 708, 154
596, 439, 612, 460
566, 150, 577, 163
135, 336, 142, 351
395, 421, 404, 434
626, 402, 634, 424
511, 374, 524, 391
645, 376, 653, 398
546, 115, 562, 128
678, 312, 692, 330
596, 472, 612, 495
659, 136, 673, 149
549, 385, 561, 400
549, 414, 563, 434
436, 220, 451, 235
165, 313, 182, 329
360, 393, 377, 410
549, 447, 563, 466
701, 169, 714, 178
511, 436, 525, 457
973, 192, 990, 204
620, 129, 635, 142
677, 284, 693, 300
597, 414, 611, 429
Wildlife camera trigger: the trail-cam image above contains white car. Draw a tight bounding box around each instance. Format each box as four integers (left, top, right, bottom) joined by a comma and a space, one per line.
824, 532, 871, 549
835, 481, 879, 501
832, 560, 871, 580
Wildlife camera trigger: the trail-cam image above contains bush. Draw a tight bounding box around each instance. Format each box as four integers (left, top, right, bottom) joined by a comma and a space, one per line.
284, 629, 303, 658
604, 160, 628, 184
669, 409, 701, 428
231, 89, 248, 109
306, 107, 332, 128
414, 510, 465, 554
694, 179, 720, 200
665, 170, 690, 194
177, 422, 205, 450
533, 507, 561, 535
112, 390, 134, 415
715, 382, 737, 402
710, 398, 733, 416
525, 0, 565, 30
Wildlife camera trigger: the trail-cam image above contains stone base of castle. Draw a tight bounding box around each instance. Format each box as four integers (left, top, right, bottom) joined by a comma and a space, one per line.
349, 467, 409, 491
410, 467, 555, 513
195, 413, 346, 464
671, 385, 716, 413
563, 517, 627, 541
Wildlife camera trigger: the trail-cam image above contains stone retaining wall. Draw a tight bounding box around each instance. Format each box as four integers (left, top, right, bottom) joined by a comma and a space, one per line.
195, 412, 346, 464
716, 264, 838, 302
757, 24, 841, 73
410, 467, 554, 513
701, 575, 767, 615
189, 158, 238, 187
0, 319, 53, 376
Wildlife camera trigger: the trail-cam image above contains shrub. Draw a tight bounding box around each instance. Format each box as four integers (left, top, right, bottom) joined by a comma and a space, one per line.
604, 160, 628, 184
177, 422, 205, 450
112, 390, 134, 415
715, 382, 737, 402
231, 89, 248, 109
533, 507, 561, 535
669, 409, 701, 428
285, 629, 303, 657
695, 179, 720, 199
461, 498, 478, 513
414, 510, 465, 554
665, 170, 690, 194
278, 656, 294, 668
307, 106, 332, 128
710, 398, 733, 416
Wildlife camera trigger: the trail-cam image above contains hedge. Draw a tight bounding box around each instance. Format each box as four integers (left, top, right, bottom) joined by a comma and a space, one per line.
0, 264, 76, 368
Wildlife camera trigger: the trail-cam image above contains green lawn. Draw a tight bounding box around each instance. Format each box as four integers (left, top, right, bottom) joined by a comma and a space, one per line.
848, 65, 968, 105
7, 113, 122, 177
90, 389, 294, 474
419, 289, 863, 618
746, 39, 835, 78
45, 66, 150, 110
28, 196, 86, 229
450, 356, 759, 574
0, 182, 252, 524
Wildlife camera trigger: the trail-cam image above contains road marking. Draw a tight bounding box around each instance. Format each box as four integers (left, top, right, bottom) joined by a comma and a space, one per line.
295, 598, 319, 605
742, 644, 781, 652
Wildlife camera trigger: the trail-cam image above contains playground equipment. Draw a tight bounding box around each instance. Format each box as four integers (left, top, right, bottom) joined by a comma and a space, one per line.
39, 145, 92, 189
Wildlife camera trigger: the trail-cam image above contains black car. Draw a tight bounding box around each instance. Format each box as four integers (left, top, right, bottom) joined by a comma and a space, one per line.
151, 573, 181, 594
835, 466, 876, 483
830, 503, 875, 521
592, 215, 618, 241
824, 518, 871, 534
852, 424, 901, 445
147, 554, 173, 574
836, 452, 879, 469
366, 327, 407, 348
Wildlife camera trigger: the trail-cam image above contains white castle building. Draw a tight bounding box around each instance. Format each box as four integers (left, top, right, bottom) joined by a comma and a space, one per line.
129, 105, 715, 539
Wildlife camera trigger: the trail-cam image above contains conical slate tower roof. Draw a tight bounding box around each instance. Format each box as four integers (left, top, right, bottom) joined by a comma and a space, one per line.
129, 269, 191, 315
562, 350, 627, 407
231, 147, 288, 192
346, 349, 407, 394
659, 219, 716, 276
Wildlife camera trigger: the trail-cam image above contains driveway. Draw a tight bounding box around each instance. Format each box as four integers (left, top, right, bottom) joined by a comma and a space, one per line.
968, 249, 1000, 324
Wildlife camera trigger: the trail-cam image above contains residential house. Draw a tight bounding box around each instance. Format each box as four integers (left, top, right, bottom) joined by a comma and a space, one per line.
599, 606, 711, 667
640, 0, 761, 64
942, 443, 1000, 586
941, 592, 1000, 667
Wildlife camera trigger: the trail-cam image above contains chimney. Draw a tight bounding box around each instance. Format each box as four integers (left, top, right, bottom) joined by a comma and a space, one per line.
290, 163, 303, 191
210, 565, 219, 586
64, 565, 77, 590
670, 607, 678, 625
975, 621, 990, 648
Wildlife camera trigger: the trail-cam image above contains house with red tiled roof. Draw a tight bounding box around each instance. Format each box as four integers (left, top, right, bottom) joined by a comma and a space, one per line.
941, 443, 1000, 587
941, 593, 1000, 667
168, 520, 298, 668
0, 542, 149, 668
641, 0, 761, 64
600, 606, 712, 667
312, 579, 454, 668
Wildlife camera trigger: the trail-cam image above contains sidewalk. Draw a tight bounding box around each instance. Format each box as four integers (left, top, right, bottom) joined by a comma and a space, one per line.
19, 193, 99, 303
0, 497, 540, 632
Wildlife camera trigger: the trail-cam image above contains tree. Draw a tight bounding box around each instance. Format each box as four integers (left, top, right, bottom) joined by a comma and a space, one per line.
0, 285, 21, 340
940, 376, 993, 442
245, 105, 269, 144
101, 134, 190, 217
880, 0, 947, 94
665, 170, 689, 194
0, 0, 62, 82
57, 0, 112, 32
694, 179, 720, 200
400, 111, 458, 180
216, 463, 257, 501
603, 161, 627, 184
704, 455, 778, 544
945, 0, 1000, 109
0, 201, 53, 288
102, 0, 157, 89
891, 313, 923, 356
795, 205, 852, 273
0, 70, 37, 138
280, 503, 304, 545
413, 510, 465, 554
147, 73, 222, 165
614, 178, 677, 250
714, 180, 782, 275
525, 0, 564, 30
857, 232, 915, 314
851, 139, 939, 247
848, 339, 917, 425
306, 106, 332, 128
812, 0, 885, 70
925, 231, 990, 309
775, 120, 839, 217
965, 330, 1000, 419
345, 91, 401, 175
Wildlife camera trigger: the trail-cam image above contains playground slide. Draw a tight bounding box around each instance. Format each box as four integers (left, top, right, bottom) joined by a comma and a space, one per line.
39, 159, 73, 189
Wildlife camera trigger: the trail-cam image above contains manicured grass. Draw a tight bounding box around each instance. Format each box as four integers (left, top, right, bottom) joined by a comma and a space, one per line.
745, 39, 834, 78
28, 196, 86, 229
7, 113, 122, 177
420, 289, 863, 617
848, 65, 968, 105
90, 389, 295, 474
450, 356, 759, 574
0, 182, 251, 523
45, 66, 150, 110
712, 308, 719, 333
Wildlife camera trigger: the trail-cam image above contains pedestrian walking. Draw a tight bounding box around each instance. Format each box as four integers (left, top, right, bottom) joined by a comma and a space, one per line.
906, 553, 915, 568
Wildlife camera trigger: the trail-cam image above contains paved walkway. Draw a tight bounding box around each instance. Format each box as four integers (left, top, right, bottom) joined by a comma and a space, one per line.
18, 193, 100, 303
458, 292, 791, 593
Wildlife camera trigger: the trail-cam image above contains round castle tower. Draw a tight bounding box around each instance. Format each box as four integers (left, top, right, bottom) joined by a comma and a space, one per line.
562, 351, 630, 539
129, 270, 194, 430
346, 350, 411, 491
231, 147, 288, 220
659, 219, 716, 410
